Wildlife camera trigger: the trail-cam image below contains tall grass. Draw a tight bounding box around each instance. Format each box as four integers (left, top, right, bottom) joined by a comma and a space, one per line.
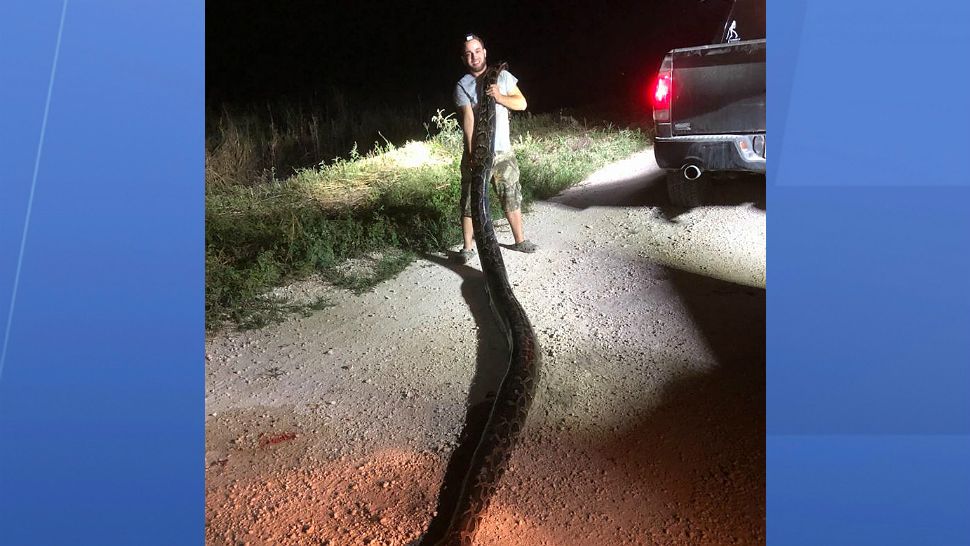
205, 89, 440, 188
206, 105, 649, 331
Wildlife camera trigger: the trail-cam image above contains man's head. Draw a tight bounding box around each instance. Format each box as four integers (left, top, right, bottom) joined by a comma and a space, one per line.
461, 34, 487, 75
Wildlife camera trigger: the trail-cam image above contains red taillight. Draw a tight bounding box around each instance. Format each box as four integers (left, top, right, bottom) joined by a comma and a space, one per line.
651, 55, 673, 123
652, 72, 671, 109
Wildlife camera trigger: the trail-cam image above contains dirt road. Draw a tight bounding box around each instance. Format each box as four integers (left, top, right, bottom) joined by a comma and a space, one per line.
205, 149, 766, 545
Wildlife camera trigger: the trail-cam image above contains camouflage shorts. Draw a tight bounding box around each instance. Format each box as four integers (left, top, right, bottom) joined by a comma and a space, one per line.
460, 150, 522, 218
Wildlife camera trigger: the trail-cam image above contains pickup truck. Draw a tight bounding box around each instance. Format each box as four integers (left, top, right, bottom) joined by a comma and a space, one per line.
650, 0, 766, 207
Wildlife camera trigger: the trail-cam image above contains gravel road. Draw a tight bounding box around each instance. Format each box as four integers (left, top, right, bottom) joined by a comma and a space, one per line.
205, 148, 766, 545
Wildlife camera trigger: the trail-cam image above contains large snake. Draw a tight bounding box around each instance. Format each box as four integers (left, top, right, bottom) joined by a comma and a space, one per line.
422, 63, 542, 546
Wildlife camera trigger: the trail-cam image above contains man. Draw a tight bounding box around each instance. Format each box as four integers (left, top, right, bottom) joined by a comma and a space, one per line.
453, 33, 537, 264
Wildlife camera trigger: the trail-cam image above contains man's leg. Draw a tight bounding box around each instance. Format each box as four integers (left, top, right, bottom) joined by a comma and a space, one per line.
493, 151, 536, 252
505, 209, 526, 244
505, 208, 536, 252
462, 216, 475, 250
459, 162, 476, 253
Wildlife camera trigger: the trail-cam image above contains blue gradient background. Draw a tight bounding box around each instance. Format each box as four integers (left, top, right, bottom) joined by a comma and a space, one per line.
0, 1, 204, 544
769, 0, 970, 544
1, 0, 968, 544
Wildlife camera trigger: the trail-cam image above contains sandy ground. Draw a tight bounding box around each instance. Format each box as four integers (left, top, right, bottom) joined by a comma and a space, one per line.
205, 149, 766, 546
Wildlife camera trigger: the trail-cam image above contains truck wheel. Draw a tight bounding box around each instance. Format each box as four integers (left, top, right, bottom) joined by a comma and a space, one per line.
666, 170, 710, 207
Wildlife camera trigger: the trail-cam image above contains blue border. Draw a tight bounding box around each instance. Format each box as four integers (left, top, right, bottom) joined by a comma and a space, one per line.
2, 0, 969, 544
0, 1, 204, 544
769, 0, 970, 543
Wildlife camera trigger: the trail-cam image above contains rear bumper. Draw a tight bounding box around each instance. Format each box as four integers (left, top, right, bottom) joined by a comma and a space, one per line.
654, 134, 766, 173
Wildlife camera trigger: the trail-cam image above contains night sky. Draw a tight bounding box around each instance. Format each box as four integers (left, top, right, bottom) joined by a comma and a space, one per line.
207, 0, 733, 116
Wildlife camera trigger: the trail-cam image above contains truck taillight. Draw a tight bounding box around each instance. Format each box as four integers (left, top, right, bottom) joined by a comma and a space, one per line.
651, 55, 673, 123
652, 73, 671, 108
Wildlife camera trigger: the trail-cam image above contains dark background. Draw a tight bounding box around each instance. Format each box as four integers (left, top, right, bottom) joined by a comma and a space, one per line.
206, 0, 734, 118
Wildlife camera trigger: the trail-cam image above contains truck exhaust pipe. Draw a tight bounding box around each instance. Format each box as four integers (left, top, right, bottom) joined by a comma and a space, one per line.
682, 164, 703, 180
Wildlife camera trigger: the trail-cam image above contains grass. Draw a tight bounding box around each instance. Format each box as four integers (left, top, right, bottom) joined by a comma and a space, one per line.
206, 107, 650, 331
206, 91, 437, 189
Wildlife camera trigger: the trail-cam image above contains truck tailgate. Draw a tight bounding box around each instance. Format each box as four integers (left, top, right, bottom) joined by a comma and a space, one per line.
671, 39, 765, 136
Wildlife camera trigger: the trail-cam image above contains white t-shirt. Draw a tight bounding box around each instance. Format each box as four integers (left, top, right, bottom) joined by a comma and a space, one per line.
454, 69, 518, 153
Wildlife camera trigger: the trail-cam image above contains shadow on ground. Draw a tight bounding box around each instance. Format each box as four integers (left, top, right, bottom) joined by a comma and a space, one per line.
480, 266, 765, 545
416, 252, 511, 544
609, 266, 765, 543
550, 164, 766, 220
608, 266, 765, 542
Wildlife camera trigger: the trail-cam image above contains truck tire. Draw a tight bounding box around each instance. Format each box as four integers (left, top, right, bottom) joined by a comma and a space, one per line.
666, 170, 710, 207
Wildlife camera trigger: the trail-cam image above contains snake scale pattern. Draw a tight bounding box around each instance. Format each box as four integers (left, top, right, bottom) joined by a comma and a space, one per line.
427, 62, 542, 545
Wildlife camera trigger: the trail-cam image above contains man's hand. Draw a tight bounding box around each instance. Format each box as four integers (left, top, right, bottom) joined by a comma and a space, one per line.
488, 84, 528, 111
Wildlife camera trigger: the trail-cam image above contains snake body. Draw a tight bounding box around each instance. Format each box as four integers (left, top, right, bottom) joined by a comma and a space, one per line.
428, 63, 542, 546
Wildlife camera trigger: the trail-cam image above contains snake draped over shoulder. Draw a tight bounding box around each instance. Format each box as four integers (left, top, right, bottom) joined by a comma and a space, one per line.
423, 63, 542, 546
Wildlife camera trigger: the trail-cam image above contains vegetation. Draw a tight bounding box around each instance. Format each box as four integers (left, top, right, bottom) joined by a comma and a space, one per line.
206, 105, 649, 331
205, 93, 439, 188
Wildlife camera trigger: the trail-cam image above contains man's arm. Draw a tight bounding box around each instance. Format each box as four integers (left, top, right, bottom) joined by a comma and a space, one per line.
459, 104, 475, 154
488, 84, 527, 111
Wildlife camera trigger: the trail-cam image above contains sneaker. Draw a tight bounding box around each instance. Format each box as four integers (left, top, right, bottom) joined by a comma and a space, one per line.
455, 248, 476, 264
511, 240, 538, 253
